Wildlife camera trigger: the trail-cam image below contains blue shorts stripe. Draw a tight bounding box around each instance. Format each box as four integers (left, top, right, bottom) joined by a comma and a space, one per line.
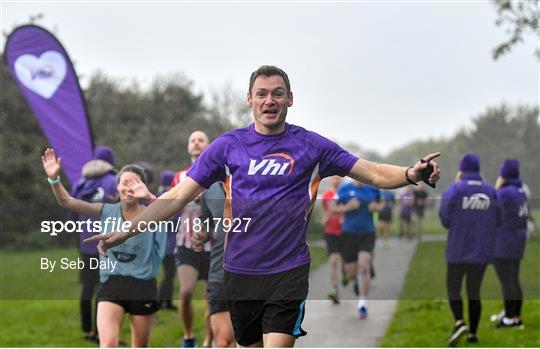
292, 300, 305, 336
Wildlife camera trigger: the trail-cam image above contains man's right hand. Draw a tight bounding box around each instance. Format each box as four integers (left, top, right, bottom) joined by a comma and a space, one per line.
84, 231, 130, 256
191, 230, 208, 252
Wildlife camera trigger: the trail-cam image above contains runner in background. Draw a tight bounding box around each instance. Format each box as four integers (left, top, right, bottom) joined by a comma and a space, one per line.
413, 182, 429, 241
172, 131, 213, 348
192, 182, 236, 347
334, 180, 381, 319
321, 176, 344, 304
378, 190, 395, 245
44, 149, 166, 347
399, 187, 415, 239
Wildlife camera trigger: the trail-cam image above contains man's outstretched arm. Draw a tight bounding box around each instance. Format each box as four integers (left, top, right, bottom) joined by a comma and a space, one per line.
85, 176, 205, 254
348, 152, 441, 189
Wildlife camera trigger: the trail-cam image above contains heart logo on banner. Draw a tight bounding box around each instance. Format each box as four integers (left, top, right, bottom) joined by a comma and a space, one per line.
14, 51, 67, 99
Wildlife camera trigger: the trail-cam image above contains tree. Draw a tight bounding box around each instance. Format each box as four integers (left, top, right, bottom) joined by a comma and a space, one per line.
492, 0, 540, 59
1, 67, 242, 248
383, 104, 539, 202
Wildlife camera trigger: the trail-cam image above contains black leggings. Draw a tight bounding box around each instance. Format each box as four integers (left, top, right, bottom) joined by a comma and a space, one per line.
80, 253, 99, 333
446, 263, 487, 334
158, 254, 176, 302
494, 258, 523, 318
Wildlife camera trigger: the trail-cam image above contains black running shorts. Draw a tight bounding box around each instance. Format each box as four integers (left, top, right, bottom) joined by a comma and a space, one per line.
324, 234, 343, 256
341, 233, 376, 263
79, 253, 100, 285
174, 245, 210, 280
208, 281, 229, 315
223, 263, 309, 346
97, 275, 159, 315
378, 206, 393, 222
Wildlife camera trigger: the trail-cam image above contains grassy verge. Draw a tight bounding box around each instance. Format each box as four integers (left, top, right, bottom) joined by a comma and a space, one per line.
381, 237, 540, 347
0, 246, 325, 347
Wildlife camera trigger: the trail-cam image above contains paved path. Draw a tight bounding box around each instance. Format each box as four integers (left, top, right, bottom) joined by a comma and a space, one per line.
297, 237, 418, 347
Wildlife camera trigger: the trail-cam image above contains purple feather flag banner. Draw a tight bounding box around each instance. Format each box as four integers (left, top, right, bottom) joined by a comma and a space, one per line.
4, 24, 93, 185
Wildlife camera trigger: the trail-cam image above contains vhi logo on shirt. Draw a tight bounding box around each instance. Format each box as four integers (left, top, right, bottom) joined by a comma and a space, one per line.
248, 153, 295, 176
462, 193, 491, 210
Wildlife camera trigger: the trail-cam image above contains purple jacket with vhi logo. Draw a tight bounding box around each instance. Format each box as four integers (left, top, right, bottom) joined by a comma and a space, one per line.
495, 179, 528, 260
439, 172, 498, 264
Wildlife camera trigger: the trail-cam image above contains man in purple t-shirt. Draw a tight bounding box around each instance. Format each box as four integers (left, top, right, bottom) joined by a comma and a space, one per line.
88, 65, 441, 347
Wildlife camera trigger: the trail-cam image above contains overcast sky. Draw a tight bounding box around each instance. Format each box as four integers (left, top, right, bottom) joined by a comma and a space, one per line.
2, 1, 538, 155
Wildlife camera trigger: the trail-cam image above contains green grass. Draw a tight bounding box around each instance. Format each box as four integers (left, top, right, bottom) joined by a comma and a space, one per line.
381, 237, 540, 347
0, 246, 325, 347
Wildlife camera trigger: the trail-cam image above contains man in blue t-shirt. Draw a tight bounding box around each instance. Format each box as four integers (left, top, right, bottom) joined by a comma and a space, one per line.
334, 180, 381, 319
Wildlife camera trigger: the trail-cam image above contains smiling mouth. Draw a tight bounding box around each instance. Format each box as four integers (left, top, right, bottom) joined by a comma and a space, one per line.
263, 109, 278, 116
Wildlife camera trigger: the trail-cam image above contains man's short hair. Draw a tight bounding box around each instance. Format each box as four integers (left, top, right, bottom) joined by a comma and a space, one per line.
248, 65, 291, 94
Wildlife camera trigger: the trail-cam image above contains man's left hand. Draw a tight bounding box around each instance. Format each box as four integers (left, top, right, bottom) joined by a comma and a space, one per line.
410, 152, 441, 186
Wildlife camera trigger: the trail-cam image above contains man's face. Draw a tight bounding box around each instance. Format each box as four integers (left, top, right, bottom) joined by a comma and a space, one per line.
247, 75, 293, 131
187, 131, 209, 159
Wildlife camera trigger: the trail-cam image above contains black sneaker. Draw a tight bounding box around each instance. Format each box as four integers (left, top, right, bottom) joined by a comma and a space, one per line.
448, 323, 469, 347
496, 318, 525, 329
466, 334, 478, 343
353, 280, 359, 296
83, 332, 99, 344
181, 338, 196, 347
327, 289, 340, 304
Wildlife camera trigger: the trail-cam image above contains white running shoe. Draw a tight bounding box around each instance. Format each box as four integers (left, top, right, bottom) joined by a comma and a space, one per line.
490, 310, 505, 322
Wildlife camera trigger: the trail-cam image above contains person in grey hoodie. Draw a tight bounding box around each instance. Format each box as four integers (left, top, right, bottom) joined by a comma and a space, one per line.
439, 153, 498, 346
191, 182, 235, 347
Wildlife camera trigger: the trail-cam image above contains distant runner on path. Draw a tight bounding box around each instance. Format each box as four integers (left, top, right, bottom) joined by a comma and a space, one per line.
321, 176, 345, 304
334, 180, 381, 319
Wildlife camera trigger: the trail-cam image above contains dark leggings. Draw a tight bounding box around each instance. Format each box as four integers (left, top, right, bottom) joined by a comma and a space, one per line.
80, 253, 99, 333
446, 263, 487, 334
158, 254, 176, 302
494, 258, 523, 318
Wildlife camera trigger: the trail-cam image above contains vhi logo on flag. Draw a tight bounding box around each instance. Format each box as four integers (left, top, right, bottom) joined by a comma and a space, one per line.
14, 51, 67, 99
4, 24, 94, 185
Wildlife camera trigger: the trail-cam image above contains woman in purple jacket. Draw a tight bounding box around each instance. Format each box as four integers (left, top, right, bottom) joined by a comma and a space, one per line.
492, 159, 528, 329
439, 153, 498, 346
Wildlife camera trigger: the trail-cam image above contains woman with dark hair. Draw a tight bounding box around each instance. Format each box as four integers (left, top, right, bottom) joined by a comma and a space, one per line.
42, 148, 167, 347
492, 159, 528, 329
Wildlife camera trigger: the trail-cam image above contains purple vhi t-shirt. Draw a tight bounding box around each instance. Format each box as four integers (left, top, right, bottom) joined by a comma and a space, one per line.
188, 123, 358, 275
